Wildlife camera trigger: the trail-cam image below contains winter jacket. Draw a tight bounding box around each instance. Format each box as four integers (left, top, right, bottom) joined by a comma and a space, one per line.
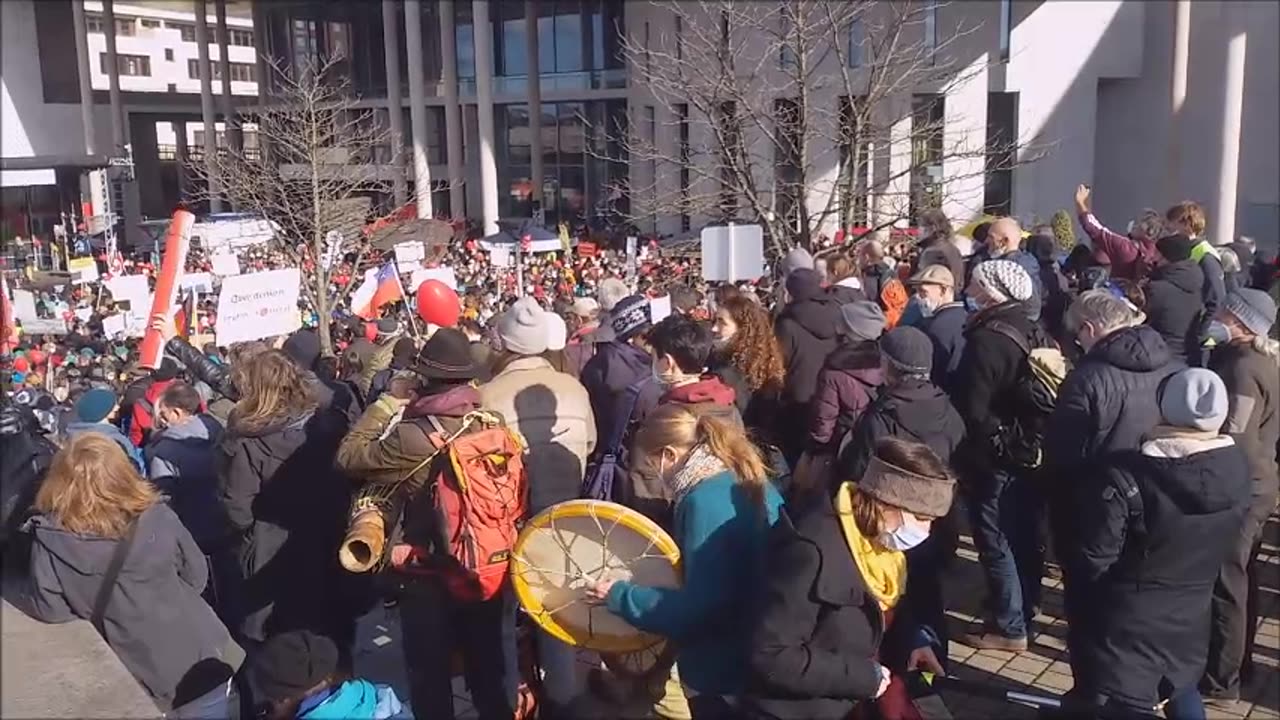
1194, 244, 1227, 349
827, 281, 866, 305
145, 414, 226, 554
920, 302, 968, 390
808, 341, 883, 451
1210, 340, 1280, 498
166, 337, 232, 399
1044, 325, 1178, 479
775, 288, 844, 460
335, 385, 482, 566
951, 301, 1038, 465
707, 355, 785, 449
218, 407, 355, 642
1144, 259, 1205, 364
479, 356, 597, 512
296, 678, 409, 719
839, 379, 965, 484
1068, 433, 1250, 708
915, 234, 966, 290
1039, 262, 1073, 342
1077, 211, 1158, 281
65, 421, 145, 473
607, 472, 784, 697
742, 495, 931, 720
0, 409, 55, 551
130, 378, 177, 447
580, 340, 663, 444
11, 503, 242, 709
993, 248, 1044, 321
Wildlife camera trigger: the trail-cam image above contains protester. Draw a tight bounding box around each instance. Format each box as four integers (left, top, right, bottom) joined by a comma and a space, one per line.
1028, 232, 1072, 341
915, 209, 966, 287
587, 404, 785, 720
581, 294, 662, 459
906, 265, 968, 389
128, 357, 183, 448
366, 337, 417, 403
707, 294, 785, 443
825, 254, 866, 304
65, 387, 145, 472
1145, 233, 1206, 364
775, 268, 843, 463
248, 630, 409, 720
742, 438, 953, 720
806, 301, 886, 457
1068, 369, 1250, 718
1074, 184, 1162, 281
11, 433, 243, 716
1203, 289, 1280, 708
1165, 201, 1226, 365
985, 218, 1044, 322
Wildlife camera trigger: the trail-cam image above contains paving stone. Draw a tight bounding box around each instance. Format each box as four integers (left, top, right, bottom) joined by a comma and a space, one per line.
963, 652, 1007, 674
1004, 654, 1051, 675
1034, 671, 1073, 692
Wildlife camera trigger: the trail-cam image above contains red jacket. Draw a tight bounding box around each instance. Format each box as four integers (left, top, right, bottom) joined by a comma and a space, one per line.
1078, 211, 1158, 281
130, 378, 176, 447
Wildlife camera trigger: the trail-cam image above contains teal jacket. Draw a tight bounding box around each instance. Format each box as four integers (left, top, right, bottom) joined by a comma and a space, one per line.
607, 472, 784, 695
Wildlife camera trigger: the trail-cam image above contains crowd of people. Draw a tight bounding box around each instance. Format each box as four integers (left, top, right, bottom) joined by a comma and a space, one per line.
0, 189, 1277, 720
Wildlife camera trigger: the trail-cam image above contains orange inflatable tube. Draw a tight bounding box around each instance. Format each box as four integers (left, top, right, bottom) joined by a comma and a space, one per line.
139, 209, 195, 369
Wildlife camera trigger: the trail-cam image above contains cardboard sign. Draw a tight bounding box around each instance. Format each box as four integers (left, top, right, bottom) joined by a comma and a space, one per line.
649, 295, 672, 323
394, 241, 426, 267
700, 224, 765, 282
215, 269, 301, 346
180, 272, 215, 294
577, 241, 598, 257
11, 289, 38, 322
210, 251, 241, 276
409, 266, 458, 292
19, 318, 68, 335
105, 275, 151, 314
68, 257, 99, 283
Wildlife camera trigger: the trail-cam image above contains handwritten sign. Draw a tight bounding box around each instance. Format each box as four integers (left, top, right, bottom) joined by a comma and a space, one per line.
215, 269, 301, 345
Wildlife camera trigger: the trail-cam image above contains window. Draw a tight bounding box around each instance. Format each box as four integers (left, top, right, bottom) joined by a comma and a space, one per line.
114, 18, 136, 37
779, 11, 796, 70
847, 19, 863, 68
325, 22, 350, 61
923, 1, 937, 65
984, 92, 1017, 215
141, 19, 161, 29
164, 48, 174, 61
675, 15, 683, 61
554, 2, 584, 73
170, 21, 196, 42
291, 18, 318, 72
85, 14, 103, 33
999, 0, 1012, 61
188, 59, 257, 82
228, 28, 254, 47
100, 53, 151, 77
676, 103, 690, 232
497, 2, 527, 76
910, 94, 945, 223
644, 22, 651, 75
456, 2, 475, 80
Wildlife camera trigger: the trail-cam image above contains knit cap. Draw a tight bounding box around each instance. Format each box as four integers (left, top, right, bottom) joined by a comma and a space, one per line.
879, 326, 933, 375
782, 247, 816, 277
497, 297, 550, 355
74, 387, 118, 423
546, 311, 568, 351
1159, 368, 1228, 433
248, 630, 339, 705
972, 259, 1033, 303
609, 295, 651, 341
1224, 288, 1277, 337
1156, 233, 1195, 263
839, 301, 886, 342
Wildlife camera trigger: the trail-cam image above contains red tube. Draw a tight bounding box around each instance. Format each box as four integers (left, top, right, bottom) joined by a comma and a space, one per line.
139, 209, 195, 369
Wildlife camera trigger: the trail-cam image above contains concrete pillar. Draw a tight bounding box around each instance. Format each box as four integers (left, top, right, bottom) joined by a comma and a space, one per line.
525, 0, 543, 216
1165, 0, 1191, 204
1211, 26, 1246, 246
441, 0, 465, 218
71, 0, 97, 157
132, 119, 163, 218
251, 0, 270, 165
473, 0, 499, 234
382, 0, 408, 206
215, 0, 240, 153
174, 121, 190, 198
404, 0, 435, 218
194, 0, 223, 212
102, 0, 126, 152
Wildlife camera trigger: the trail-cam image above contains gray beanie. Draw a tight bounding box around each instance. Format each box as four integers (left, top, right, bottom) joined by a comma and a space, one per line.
1159, 368, 1229, 433
879, 326, 933, 375
782, 247, 815, 277
598, 278, 630, 312
1224, 288, 1277, 337
497, 297, 550, 356
839, 301, 886, 342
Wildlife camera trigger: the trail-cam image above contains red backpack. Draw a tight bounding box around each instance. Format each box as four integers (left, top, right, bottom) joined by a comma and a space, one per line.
397, 411, 528, 601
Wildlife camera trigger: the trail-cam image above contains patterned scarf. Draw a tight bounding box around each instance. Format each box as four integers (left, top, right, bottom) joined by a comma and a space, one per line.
669, 444, 728, 506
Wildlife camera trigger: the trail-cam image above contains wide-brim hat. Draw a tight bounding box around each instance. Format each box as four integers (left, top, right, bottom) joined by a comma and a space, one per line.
410, 328, 480, 380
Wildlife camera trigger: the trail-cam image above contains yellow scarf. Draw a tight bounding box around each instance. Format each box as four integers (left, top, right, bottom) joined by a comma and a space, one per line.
836, 482, 906, 611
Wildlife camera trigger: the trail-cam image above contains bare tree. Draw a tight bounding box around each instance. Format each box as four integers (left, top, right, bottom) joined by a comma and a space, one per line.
606, 0, 1042, 255
186, 55, 391, 354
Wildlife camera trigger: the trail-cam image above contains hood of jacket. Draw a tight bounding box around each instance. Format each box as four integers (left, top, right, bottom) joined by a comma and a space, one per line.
1138, 431, 1243, 515
227, 408, 313, 442
405, 383, 481, 419
824, 339, 881, 372
65, 421, 133, 448
779, 292, 843, 341
154, 413, 216, 443
874, 379, 959, 437
662, 375, 737, 407
26, 503, 170, 578
1151, 259, 1204, 295
1088, 324, 1173, 373
592, 340, 654, 393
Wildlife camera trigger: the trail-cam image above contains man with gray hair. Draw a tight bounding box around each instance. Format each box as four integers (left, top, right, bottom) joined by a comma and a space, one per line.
1043, 288, 1181, 697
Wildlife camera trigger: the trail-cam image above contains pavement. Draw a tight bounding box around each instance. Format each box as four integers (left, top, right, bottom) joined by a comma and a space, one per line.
351, 514, 1280, 720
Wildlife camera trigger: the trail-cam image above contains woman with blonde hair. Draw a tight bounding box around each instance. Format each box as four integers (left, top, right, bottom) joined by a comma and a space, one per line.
218, 350, 360, 657
13, 433, 242, 716
709, 293, 786, 444
587, 404, 785, 719
742, 438, 954, 720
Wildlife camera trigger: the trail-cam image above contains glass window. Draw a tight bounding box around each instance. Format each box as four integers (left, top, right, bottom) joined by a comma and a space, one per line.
228, 28, 254, 47
591, 0, 605, 70
115, 18, 136, 37
86, 14, 104, 33
291, 18, 318, 71
538, 10, 555, 73
999, 0, 1012, 61
165, 48, 174, 61
558, 103, 585, 165
848, 19, 863, 68
540, 104, 558, 165
506, 105, 531, 165
779, 13, 795, 69
326, 22, 350, 60
500, 3, 527, 76
141, 19, 161, 29
923, 1, 937, 65
456, 3, 475, 79
170, 21, 196, 42
554, 0, 583, 72
103, 53, 151, 77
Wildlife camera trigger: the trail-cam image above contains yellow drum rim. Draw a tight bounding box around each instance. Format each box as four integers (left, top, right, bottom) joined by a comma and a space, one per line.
511, 499, 682, 653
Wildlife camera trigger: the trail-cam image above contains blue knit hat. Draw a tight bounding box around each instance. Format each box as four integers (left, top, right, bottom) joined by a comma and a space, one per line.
75, 387, 118, 423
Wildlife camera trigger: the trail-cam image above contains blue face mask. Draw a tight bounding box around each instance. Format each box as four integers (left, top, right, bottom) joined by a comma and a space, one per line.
965, 296, 982, 312
880, 516, 930, 551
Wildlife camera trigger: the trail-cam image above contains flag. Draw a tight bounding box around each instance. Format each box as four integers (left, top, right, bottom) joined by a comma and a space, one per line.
351, 262, 403, 320
173, 288, 196, 339
0, 273, 18, 353
559, 222, 571, 252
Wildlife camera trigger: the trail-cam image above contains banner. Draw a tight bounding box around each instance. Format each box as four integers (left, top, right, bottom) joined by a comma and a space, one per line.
409, 266, 458, 292
140, 209, 194, 368
577, 241, 598, 257
20, 318, 69, 335
701, 224, 765, 282
394, 240, 426, 267
215, 269, 302, 345
68, 257, 99, 284
210, 251, 241, 276
11, 289, 38, 322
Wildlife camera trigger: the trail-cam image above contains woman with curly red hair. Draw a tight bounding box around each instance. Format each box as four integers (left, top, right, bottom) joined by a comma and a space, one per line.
709, 294, 786, 446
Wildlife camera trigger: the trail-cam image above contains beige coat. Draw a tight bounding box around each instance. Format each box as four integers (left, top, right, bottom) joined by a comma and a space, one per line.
479, 356, 597, 512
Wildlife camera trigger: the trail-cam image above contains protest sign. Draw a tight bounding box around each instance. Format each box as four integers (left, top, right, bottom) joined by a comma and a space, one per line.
489, 247, 513, 268
701, 224, 765, 282
215, 269, 302, 346
649, 295, 672, 323
11, 289, 38, 322
409, 267, 458, 292
180, 272, 215, 294
102, 313, 127, 339
106, 275, 151, 314
68, 257, 99, 283
394, 241, 426, 267
210, 251, 241, 276
74, 307, 93, 322
20, 318, 68, 335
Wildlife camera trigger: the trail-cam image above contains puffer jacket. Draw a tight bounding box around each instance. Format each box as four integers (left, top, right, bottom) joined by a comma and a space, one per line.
1069, 432, 1250, 708
11, 503, 242, 709
775, 288, 844, 461
580, 340, 664, 444
808, 341, 883, 451
951, 301, 1038, 465
218, 406, 356, 642
1144, 259, 1205, 364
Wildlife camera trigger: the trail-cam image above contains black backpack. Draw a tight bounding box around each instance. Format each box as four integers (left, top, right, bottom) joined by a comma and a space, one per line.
984, 320, 1069, 469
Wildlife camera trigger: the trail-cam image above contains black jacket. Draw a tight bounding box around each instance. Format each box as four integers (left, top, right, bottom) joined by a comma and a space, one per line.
920, 303, 968, 390
166, 337, 232, 399
217, 407, 356, 642
839, 379, 965, 484
951, 301, 1037, 464
1144, 260, 1205, 363
775, 291, 844, 409
708, 357, 784, 449
1044, 325, 1178, 479
1210, 340, 1280, 496
1070, 437, 1250, 707
743, 496, 930, 720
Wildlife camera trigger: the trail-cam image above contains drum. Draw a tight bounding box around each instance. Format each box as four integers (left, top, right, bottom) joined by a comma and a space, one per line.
511, 500, 681, 654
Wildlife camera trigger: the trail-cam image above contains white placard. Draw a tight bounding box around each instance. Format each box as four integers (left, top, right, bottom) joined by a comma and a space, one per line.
74, 307, 93, 322
11, 289, 38, 322
215, 269, 302, 345
489, 247, 513, 268
68, 257, 99, 283
105, 275, 151, 314
210, 251, 241, 276
700, 224, 765, 282
180, 272, 214, 294
102, 313, 127, 339
394, 241, 426, 267
19, 318, 68, 335
409, 267, 458, 292
648, 295, 672, 323
322, 230, 344, 270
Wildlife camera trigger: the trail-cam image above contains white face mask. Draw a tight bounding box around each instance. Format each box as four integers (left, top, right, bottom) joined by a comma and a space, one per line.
879, 513, 930, 552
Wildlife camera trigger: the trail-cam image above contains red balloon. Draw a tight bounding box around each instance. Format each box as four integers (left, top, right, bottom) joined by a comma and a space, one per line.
416, 280, 461, 328
27, 350, 46, 367
364, 322, 379, 342
12, 357, 29, 373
